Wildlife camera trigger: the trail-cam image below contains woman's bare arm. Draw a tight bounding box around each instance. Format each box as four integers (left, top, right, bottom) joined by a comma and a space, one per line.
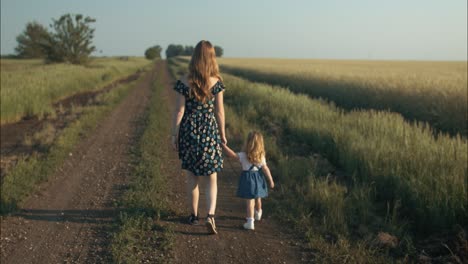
171, 93, 185, 150
215, 91, 227, 144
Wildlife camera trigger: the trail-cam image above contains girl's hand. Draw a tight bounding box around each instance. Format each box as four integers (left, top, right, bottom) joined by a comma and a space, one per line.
269, 181, 275, 189
171, 135, 178, 151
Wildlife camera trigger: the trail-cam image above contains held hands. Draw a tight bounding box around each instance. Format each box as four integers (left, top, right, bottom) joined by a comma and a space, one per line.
221, 141, 240, 160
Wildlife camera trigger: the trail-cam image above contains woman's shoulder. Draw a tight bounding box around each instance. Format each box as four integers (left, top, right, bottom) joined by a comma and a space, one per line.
209, 76, 221, 84
211, 77, 225, 95
174, 76, 190, 96
179, 74, 190, 87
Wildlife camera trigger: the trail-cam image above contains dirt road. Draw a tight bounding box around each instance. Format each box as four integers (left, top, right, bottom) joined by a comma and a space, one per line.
0, 62, 156, 263
1, 61, 309, 263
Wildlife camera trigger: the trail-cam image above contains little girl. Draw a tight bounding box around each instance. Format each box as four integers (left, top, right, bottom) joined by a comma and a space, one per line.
222, 131, 274, 230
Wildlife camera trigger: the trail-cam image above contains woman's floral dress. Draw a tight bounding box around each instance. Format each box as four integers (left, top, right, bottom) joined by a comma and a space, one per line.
174, 80, 225, 176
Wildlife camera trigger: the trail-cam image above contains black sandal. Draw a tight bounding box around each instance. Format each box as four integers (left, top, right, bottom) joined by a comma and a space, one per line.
188, 213, 199, 225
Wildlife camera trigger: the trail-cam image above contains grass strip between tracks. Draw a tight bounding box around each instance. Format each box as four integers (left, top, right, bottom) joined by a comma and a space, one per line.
111, 67, 173, 263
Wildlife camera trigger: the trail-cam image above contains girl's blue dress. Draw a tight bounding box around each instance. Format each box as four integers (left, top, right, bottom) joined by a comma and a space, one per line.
237, 164, 268, 199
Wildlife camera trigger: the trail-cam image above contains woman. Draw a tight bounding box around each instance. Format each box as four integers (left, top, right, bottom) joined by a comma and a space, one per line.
171, 40, 226, 235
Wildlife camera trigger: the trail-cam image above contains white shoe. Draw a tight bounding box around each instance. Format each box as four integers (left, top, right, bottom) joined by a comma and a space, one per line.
243, 221, 254, 230
254, 210, 262, 221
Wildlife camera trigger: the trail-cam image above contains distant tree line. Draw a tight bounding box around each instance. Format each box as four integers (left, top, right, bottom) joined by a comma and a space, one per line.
165, 44, 223, 58
14, 14, 97, 64
16, 15, 224, 63
144, 43, 224, 60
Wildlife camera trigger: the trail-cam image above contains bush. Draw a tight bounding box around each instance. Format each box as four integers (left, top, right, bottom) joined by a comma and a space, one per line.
144, 45, 162, 60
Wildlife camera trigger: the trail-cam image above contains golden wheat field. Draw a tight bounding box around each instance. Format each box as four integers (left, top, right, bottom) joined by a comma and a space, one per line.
209, 57, 468, 136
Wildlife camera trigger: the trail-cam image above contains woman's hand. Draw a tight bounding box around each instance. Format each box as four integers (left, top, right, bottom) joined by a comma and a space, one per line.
171, 135, 178, 151
269, 180, 275, 189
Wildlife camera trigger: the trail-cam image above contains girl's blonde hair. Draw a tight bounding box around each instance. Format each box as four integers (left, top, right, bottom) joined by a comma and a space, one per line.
188, 40, 223, 103
245, 131, 265, 164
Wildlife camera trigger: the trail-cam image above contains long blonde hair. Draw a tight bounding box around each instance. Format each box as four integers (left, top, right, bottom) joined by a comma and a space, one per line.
188, 40, 223, 102
245, 131, 265, 164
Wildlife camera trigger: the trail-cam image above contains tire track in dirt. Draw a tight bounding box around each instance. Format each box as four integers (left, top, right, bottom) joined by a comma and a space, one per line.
159, 62, 310, 264
0, 62, 158, 263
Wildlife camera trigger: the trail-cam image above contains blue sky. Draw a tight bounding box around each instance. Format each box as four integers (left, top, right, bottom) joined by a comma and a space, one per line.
1, 0, 467, 60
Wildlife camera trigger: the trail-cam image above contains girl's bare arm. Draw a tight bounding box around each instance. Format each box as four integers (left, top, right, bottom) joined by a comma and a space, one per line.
261, 165, 275, 189
222, 144, 238, 159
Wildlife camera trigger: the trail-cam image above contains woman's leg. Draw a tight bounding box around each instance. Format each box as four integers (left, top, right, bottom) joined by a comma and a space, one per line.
186, 171, 200, 216
206, 172, 218, 215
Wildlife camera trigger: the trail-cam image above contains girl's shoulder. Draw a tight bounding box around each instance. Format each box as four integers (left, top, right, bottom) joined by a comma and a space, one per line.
237, 152, 248, 163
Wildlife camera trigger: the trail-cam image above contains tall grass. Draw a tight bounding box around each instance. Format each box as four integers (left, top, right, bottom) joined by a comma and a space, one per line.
0, 57, 150, 124
179, 57, 467, 136
221, 73, 467, 233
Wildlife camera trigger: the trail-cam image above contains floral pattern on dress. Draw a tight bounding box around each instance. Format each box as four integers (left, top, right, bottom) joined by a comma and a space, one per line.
174, 80, 225, 176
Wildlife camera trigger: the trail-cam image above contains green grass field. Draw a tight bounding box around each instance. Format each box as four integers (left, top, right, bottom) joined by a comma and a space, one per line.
178, 57, 467, 136
169, 58, 467, 262
0, 57, 150, 124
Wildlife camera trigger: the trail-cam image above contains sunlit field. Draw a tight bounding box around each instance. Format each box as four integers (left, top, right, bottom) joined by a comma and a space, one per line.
0, 57, 150, 124
170, 58, 467, 262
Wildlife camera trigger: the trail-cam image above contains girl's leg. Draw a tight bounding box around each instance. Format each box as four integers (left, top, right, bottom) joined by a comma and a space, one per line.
206, 172, 218, 215
243, 199, 255, 230
186, 171, 200, 216
254, 198, 263, 221
255, 198, 262, 211
246, 199, 255, 218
